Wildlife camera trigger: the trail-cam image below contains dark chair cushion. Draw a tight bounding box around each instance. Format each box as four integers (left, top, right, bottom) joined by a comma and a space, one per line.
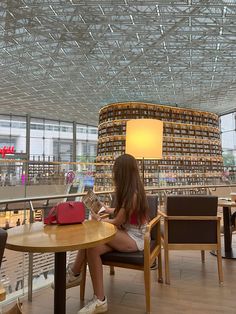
101, 240, 156, 266
102, 194, 159, 265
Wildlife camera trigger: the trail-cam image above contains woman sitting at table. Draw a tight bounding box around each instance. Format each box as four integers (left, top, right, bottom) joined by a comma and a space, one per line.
65, 153, 149, 314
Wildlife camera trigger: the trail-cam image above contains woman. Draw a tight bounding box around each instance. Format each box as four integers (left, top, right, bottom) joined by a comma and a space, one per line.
67, 154, 149, 314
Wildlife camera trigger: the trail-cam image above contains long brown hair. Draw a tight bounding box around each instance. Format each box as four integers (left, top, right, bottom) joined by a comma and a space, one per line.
113, 154, 149, 225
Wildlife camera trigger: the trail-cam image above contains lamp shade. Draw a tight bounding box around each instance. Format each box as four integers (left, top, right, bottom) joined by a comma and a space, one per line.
125, 119, 163, 159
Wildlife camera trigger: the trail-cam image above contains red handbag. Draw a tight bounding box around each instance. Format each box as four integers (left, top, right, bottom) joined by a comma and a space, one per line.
44, 201, 85, 225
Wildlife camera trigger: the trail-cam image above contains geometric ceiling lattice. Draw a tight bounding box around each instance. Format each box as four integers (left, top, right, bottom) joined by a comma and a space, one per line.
0, 0, 236, 125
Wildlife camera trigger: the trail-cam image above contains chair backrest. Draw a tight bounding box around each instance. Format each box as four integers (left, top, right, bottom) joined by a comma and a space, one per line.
146, 194, 158, 241
166, 195, 218, 244
0, 228, 7, 269
110, 193, 158, 240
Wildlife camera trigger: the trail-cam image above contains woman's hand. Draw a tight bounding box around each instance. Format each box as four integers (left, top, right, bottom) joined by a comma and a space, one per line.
90, 209, 101, 221
103, 206, 115, 214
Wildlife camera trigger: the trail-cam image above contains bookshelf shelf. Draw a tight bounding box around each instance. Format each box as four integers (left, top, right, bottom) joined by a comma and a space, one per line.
95, 102, 223, 191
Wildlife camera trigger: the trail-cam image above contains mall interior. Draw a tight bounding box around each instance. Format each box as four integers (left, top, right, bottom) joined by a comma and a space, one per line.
0, 1, 236, 314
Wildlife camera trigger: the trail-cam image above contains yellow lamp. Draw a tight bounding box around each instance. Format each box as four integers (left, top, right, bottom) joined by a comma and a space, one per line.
125, 119, 163, 184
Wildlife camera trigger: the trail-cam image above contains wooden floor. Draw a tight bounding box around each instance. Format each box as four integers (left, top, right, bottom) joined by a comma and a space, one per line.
2, 236, 236, 314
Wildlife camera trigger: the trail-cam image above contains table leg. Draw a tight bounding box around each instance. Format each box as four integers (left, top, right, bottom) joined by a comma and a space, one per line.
211, 205, 236, 259
221, 206, 236, 259
54, 252, 66, 314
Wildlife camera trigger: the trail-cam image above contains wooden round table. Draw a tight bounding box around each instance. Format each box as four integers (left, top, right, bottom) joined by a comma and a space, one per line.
6, 220, 117, 314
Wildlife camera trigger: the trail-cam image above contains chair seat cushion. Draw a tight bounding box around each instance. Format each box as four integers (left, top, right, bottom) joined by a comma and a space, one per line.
101, 240, 156, 265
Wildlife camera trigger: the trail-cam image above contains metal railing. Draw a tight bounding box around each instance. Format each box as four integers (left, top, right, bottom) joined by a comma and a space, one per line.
0, 189, 113, 304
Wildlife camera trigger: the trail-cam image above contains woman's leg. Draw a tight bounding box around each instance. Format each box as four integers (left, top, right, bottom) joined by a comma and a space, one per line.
87, 229, 138, 300
71, 249, 86, 274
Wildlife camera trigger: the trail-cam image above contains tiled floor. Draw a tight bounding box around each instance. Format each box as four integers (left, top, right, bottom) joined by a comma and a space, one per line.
3, 237, 236, 314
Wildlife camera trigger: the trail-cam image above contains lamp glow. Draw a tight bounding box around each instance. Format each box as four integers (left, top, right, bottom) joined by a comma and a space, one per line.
125, 119, 163, 159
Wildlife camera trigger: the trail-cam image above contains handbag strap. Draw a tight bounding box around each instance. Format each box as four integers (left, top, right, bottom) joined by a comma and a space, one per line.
44, 207, 57, 224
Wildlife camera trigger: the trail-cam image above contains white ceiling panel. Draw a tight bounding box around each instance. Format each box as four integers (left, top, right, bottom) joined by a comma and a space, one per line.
0, 0, 236, 125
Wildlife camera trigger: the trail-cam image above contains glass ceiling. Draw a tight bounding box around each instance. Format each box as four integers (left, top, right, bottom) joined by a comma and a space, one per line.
0, 0, 236, 125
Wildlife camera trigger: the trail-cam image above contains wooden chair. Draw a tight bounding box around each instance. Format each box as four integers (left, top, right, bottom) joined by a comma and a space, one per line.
3, 298, 23, 314
80, 194, 163, 314
0, 229, 7, 302
159, 195, 223, 285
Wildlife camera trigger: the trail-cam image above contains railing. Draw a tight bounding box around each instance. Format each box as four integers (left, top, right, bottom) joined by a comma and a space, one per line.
0, 189, 114, 305
1, 158, 231, 190
1, 183, 236, 305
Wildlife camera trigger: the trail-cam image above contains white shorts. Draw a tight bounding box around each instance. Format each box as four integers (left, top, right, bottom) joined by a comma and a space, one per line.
126, 224, 147, 251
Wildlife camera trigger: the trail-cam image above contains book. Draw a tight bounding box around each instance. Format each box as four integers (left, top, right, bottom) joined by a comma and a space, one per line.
82, 190, 106, 214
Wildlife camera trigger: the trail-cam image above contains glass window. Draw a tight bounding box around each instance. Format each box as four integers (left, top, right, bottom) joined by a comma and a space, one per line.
221, 131, 236, 150
30, 118, 44, 138
88, 127, 98, 135
81, 142, 88, 155
53, 140, 73, 162
30, 138, 44, 160
59, 122, 73, 139
0, 116, 97, 163
0, 115, 11, 132
221, 113, 236, 166
45, 120, 59, 139
0, 115, 26, 155
60, 141, 73, 162
76, 124, 87, 136
222, 150, 236, 166
88, 143, 97, 157
12, 116, 26, 129
11, 116, 26, 154
220, 113, 235, 132
0, 137, 15, 147
44, 138, 53, 160
30, 119, 75, 161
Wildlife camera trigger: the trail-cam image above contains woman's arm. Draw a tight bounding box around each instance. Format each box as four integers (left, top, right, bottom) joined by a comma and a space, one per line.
101, 207, 126, 227
90, 206, 117, 222
104, 206, 115, 215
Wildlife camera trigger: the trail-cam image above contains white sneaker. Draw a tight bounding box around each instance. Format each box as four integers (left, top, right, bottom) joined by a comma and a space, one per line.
51, 266, 82, 289
78, 296, 108, 314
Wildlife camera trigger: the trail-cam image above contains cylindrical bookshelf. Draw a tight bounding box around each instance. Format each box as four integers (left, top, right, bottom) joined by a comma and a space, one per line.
95, 102, 223, 191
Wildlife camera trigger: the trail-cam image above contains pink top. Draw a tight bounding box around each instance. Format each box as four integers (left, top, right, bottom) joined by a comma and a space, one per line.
129, 211, 146, 225
130, 211, 138, 225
